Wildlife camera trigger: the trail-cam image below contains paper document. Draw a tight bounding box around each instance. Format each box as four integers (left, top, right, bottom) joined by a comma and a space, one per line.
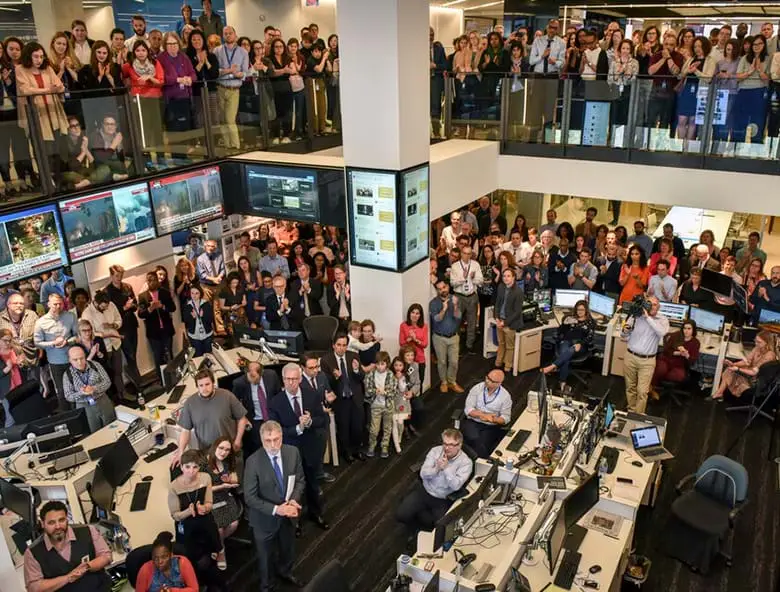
285, 476, 296, 501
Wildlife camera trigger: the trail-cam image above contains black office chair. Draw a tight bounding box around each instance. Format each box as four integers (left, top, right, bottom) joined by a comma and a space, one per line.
664, 454, 748, 574
726, 361, 780, 422
566, 350, 593, 391
6, 380, 48, 424
303, 559, 352, 592
658, 370, 699, 407
408, 442, 478, 502
303, 315, 339, 353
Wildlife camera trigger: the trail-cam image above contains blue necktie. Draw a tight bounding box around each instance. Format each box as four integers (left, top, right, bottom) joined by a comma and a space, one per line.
272, 455, 284, 495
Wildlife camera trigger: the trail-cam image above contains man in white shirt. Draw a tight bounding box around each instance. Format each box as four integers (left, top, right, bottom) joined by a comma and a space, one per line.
529, 19, 566, 75
647, 260, 677, 301
462, 369, 512, 458
709, 25, 732, 63
621, 297, 669, 413
80, 290, 126, 402
448, 246, 483, 353
501, 230, 524, 263
124, 14, 149, 51
441, 212, 462, 253
518, 227, 540, 265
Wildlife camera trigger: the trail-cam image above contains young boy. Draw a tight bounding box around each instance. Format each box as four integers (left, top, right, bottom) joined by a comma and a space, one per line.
364, 351, 398, 458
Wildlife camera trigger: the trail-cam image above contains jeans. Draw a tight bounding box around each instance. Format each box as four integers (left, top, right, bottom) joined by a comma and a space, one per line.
432, 333, 459, 385
1, 397, 13, 427
553, 341, 579, 381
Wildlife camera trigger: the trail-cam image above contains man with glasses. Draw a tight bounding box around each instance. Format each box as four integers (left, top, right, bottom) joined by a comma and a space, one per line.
395, 428, 472, 535
0, 293, 39, 382
300, 353, 335, 483
233, 361, 281, 457
462, 369, 512, 458
529, 19, 565, 76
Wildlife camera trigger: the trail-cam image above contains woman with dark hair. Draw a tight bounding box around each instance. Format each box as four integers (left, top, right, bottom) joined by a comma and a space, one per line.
312, 251, 333, 285
135, 531, 199, 591
158, 31, 196, 156
614, 225, 628, 247
649, 237, 678, 276
676, 36, 712, 140
541, 299, 595, 392
79, 40, 122, 92
399, 304, 428, 383
733, 34, 770, 143
524, 249, 548, 295
177, 4, 197, 37
325, 33, 340, 131
269, 37, 293, 143
650, 320, 700, 399
287, 37, 306, 140
219, 272, 247, 342
477, 244, 499, 332
743, 257, 766, 311
183, 284, 213, 356
478, 31, 509, 119
205, 436, 241, 570
563, 31, 582, 76
76, 319, 109, 377
509, 214, 529, 242
236, 255, 260, 292
556, 221, 575, 243
287, 240, 313, 281
608, 39, 638, 126
187, 30, 219, 130
592, 224, 610, 257
677, 27, 695, 59
606, 29, 624, 67
155, 264, 172, 292
619, 245, 650, 304
677, 267, 716, 310
714, 39, 741, 142
123, 40, 164, 167
635, 26, 661, 128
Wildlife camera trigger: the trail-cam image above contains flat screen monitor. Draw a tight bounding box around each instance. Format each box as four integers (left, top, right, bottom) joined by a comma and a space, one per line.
27, 409, 90, 448
245, 164, 320, 221
589, 292, 615, 318
347, 168, 399, 270
758, 308, 780, 327
554, 289, 589, 309
701, 268, 734, 298
401, 164, 429, 270
474, 464, 498, 502
563, 472, 600, 529
0, 479, 34, 524
658, 302, 689, 323
433, 492, 479, 551
0, 204, 68, 284
58, 182, 156, 262
163, 347, 189, 390
604, 402, 615, 431
689, 307, 725, 335
423, 570, 440, 592
150, 165, 223, 235
264, 329, 304, 358
89, 464, 115, 516
547, 508, 567, 575
98, 434, 138, 488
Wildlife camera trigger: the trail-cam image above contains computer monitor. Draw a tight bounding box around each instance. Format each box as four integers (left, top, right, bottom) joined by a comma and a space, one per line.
234, 324, 265, 349
163, 347, 189, 389
474, 464, 498, 502
0, 479, 34, 524
423, 570, 440, 592
98, 434, 138, 488
0, 203, 68, 284
546, 507, 567, 575
433, 493, 479, 551
538, 389, 549, 445
534, 289, 552, 312
553, 289, 589, 309
658, 302, 689, 324
562, 472, 600, 529
27, 409, 90, 452
149, 165, 224, 235
758, 308, 780, 328
264, 330, 305, 358
701, 268, 733, 298
89, 464, 115, 519
689, 307, 725, 336
589, 292, 615, 318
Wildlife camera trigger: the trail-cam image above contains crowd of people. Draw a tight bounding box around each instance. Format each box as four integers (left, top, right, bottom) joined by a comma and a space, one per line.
0, 8, 342, 198
431, 197, 779, 413
431, 19, 780, 143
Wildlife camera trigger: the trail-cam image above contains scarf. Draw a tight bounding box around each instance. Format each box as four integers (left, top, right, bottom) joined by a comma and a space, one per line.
133, 58, 156, 78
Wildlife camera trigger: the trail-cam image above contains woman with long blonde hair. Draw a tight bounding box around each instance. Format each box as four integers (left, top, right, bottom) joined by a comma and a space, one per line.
49, 32, 81, 109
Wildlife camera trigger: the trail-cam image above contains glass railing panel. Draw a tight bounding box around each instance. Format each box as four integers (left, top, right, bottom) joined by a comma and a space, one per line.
0, 99, 46, 204
448, 72, 502, 140
504, 75, 563, 144
565, 77, 633, 149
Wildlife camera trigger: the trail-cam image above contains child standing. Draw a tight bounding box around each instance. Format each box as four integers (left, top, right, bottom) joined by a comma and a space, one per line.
364, 351, 397, 458
401, 346, 423, 435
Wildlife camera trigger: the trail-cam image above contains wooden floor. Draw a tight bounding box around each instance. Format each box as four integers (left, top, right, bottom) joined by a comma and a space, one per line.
225, 352, 780, 592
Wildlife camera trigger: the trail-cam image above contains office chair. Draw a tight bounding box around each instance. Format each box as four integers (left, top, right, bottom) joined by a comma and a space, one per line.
408, 443, 478, 502
726, 361, 780, 422
566, 350, 593, 391
6, 381, 49, 424
658, 370, 699, 407
665, 454, 748, 575
303, 559, 352, 592
303, 315, 339, 353
124, 541, 188, 587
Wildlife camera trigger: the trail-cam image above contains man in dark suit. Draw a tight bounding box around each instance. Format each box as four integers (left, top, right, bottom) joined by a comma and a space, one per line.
137, 271, 176, 381
477, 200, 508, 238
320, 332, 365, 464
264, 275, 292, 330
596, 242, 623, 298
326, 265, 351, 330
288, 262, 323, 330
301, 352, 335, 483
244, 420, 306, 591
269, 363, 330, 530
233, 361, 281, 457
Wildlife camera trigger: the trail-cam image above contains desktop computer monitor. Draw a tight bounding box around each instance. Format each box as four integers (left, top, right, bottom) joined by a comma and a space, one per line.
234, 324, 264, 349
538, 389, 549, 445
89, 464, 115, 519
701, 268, 733, 298
27, 409, 90, 452
0, 479, 34, 524
554, 289, 589, 309
474, 464, 498, 502
546, 507, 567, 575
563, 472, 600, 529
264, 330, 305, 358
534, 289, 552, 312
689, 307, 725, 336
423, 570, 440, 592
658, 302, 689, 325
98, 434, 138, 488
433, 493, 479, 551
589, 292, 615, 318
758, 308, 780, 329
163, 347, 189, 389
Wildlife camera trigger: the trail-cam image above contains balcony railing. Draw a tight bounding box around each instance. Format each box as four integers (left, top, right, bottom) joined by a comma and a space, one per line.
433, 72, 780, 175
0, 74, 342, 207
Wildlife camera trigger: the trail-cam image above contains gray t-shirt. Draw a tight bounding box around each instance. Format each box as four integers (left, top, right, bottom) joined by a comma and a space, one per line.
178, 387, 247, 449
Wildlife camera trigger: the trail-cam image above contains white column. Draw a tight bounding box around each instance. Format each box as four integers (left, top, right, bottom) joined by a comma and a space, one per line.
32, 0, 85, 44
337, 0, 432, 386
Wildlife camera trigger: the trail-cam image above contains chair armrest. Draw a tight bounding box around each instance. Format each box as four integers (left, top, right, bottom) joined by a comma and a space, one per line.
675, 473, 696, 495
451, 409, 464, 422
729, 499, 748, 526
447, 488, 469, 503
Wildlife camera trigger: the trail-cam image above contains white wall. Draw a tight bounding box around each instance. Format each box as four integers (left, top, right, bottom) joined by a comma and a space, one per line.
430, 7, 464, 54
225, 0, 338, 39
84, 6, 116, 44
430, 140, 499, 220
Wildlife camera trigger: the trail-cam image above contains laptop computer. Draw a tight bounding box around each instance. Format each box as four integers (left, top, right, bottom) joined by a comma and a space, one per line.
630, 426, 674, 462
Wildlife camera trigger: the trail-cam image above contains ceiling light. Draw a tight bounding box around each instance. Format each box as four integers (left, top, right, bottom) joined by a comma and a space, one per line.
463, 1, 503, 10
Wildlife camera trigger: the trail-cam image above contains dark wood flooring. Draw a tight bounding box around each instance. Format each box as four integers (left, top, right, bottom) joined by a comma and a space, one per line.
225, 352, 780, 592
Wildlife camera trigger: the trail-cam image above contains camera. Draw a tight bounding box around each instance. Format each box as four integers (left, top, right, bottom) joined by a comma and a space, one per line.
626, 294, 651, 318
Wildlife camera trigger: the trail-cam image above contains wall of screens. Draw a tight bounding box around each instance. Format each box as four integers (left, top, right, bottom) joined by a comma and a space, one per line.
346, 164, 430, 272
149, 165, 224, 235
0, 205, 68, 284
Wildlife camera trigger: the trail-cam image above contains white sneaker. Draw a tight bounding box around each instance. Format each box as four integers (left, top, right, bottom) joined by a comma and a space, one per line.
281, 137, 292, 144
271, 137, 280, 145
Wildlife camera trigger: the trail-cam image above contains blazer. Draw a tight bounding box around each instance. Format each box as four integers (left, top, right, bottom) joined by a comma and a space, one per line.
596, 256, 623, 295
320, 350, 364, 408
494, 283, 525, 331
326, 282, 352, 319
232, 370, 281, 420
181, 299, 213, 337
243, 444, 305, 533
268, 389, 328, 452
288, 278, 323, 328
137, 288, 176, 339
264, 291, 291, 330
300, 370, 332, 408
364, 371, 399, 410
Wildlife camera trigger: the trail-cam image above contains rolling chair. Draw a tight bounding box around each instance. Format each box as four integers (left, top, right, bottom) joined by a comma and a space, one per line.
408, 442, 478, 502
566, 349, 594, 391
665, 455, 748, 575
302, 559, 352, 592
125, 542, 188, 588
303, 315, 339, 354
726, 361, 780, 422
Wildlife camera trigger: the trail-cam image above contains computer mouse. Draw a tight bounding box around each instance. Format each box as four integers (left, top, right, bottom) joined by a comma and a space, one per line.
632, 460, 643, 467
157, 405, 166, 410
589, 564, 602, 574
142, 475, 153, 482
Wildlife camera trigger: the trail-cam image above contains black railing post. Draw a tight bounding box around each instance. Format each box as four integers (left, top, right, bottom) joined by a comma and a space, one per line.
24, 102, 54, 196
122, 91, 146, 175
201, 83, 216, 158
699, 81, 719, 156
561, 78, 572, 146
499, 75, 511, 143
625, 81, 638, 150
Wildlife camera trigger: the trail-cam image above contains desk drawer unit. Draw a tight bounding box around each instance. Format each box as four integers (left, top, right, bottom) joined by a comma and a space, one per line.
611, 339, 627, 377
518, 331, 543, 373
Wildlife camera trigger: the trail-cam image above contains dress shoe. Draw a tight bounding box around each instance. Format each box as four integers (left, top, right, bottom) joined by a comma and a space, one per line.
317, 472, 336, 483
279, 573, 306, 587
310, 514, 330, 530
440, 382, 449, 393
356, 451, 367, 461
449, 383, 465, 394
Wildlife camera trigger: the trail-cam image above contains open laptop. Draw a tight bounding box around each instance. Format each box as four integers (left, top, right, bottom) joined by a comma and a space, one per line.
630, 426, 674, 462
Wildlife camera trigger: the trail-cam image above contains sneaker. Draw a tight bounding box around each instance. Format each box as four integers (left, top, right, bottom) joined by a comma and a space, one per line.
365, 449, 375, 458
440, 383, 449, 393
281, 137, 292, 144
449, 383, 465, 394
271, 137, 280, 145
380, 450, 389, 459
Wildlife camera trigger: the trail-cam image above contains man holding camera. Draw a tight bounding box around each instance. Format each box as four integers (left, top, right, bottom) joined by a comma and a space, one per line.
621, 296, 669, 414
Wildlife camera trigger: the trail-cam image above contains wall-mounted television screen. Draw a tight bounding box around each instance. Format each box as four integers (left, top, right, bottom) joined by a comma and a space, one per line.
245, 165, 320, 221
58, 182, 156, 262
0, 204, 68, 284
149, 165, 223, 235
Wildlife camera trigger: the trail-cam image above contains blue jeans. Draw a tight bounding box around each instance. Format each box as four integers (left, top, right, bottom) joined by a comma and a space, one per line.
1, 397, 14, 427
553, 341, 579, 381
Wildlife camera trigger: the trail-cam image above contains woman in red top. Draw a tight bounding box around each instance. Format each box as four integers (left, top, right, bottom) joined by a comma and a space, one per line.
618, 245, 650, 304
650, 320, 700, 399
123, 40, 164, 168
135, 531, 198, 592
649, 237, 678, 276
398, 303, 429, 384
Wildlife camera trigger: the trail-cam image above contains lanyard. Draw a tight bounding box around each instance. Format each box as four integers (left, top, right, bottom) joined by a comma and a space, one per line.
76, 368, 91, 387
460, 261, 470, 277
483, 385, 500, 407
225, 45, 238, 67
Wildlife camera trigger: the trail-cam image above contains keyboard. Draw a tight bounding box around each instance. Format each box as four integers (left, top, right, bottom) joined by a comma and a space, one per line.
598, 446, 620, 474
88, 443, 114, 462
506, 429, 532, 452
39, 445, 84, 464
167, 385, 186, 404
553, 549, 582, 589
144, 442, 178, 463
642, 448, 666, 457
130, 481, 152, 511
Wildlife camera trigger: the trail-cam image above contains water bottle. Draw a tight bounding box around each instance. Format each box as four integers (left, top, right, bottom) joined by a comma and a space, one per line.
599, 456, 609, 478
137, 391, 146, 411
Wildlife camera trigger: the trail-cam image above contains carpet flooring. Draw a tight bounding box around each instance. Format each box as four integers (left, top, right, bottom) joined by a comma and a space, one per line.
225, 352, 780, 592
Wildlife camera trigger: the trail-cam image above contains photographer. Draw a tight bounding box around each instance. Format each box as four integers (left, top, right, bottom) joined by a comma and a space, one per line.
621, 296, 669, 413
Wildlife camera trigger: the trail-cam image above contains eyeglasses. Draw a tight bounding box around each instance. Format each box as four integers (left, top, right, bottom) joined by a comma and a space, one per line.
442, 441, 461, 448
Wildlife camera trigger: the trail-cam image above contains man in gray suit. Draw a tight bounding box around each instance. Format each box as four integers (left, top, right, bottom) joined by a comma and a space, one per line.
244, 420, 306, 590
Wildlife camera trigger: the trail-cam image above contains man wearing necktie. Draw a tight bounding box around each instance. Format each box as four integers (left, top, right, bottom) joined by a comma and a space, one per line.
269, 363, 330, 531
233, 361, 281, 458
300, 353, 336, 483
265, 276, 292, 330
289, 263, 323, 330
244, 420, 306, 591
